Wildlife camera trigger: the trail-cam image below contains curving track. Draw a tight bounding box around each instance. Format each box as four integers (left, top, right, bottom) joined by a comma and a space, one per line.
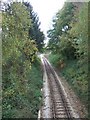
39, 55, 80, 119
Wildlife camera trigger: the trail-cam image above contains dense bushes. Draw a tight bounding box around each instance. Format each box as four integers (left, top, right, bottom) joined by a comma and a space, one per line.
47, 2, 88, 111
3, 59, 43, 118
2, 2, 43, 118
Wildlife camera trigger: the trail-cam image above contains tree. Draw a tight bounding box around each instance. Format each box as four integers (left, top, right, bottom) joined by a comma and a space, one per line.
24, 2, 45, 52
2, 2, 38, 117
47, 2, 76, 58
47, 1, 88, 108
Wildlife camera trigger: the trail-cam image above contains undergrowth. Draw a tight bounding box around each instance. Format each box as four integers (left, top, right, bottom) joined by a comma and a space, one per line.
2, 58, 43, 118
48, 53, 88, 109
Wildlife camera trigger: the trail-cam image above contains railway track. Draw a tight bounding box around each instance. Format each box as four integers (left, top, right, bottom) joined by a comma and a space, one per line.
40, 56, 80, 119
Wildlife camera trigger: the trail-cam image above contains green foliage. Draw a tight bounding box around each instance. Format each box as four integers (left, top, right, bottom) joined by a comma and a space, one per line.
48, 53, 61, 67
69, 3, 88, 59
48, 2, 88, 113
58, 34, 76, 59
47, 2, 75, 51
2, 2, 38, 65
3, 60, 42, 118
2, 2, 42, 118
60, 60, 88, 107
24, 2, 45, 52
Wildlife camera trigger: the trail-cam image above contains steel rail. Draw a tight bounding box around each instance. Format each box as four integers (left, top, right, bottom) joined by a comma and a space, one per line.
43, 57, 73, 119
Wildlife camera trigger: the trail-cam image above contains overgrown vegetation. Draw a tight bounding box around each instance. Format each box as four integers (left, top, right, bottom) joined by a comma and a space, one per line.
47, 2, 88, 115
3, 59, 42, 118
2, 2, 43, 118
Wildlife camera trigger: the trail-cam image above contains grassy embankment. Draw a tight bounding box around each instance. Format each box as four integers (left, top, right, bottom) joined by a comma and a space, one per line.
48, 53, 88, 108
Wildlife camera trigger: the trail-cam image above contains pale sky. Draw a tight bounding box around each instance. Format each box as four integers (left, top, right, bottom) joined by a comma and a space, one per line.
29, 0, 66, 37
